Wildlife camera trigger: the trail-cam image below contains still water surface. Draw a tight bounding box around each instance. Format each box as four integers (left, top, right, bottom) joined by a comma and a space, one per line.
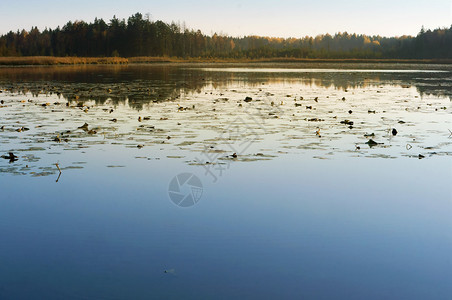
0, 64, 451, 299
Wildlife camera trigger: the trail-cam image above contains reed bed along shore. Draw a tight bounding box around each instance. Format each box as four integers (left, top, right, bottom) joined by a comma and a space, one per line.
0, 56, 451, 66
0, 56, 128, 65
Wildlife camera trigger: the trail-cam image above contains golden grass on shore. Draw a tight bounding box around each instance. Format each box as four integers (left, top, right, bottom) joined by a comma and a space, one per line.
0, 56, 451, 66
0, 56, 128, 65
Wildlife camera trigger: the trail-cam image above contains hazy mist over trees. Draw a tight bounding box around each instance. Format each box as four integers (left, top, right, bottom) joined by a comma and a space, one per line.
0, 13, 451, 59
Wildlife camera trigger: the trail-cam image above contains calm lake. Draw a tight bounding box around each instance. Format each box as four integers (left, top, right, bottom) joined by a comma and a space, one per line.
0, 63, 451, 299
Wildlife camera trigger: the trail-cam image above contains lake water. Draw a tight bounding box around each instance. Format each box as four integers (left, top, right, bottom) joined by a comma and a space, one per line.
0, 63, 451, 299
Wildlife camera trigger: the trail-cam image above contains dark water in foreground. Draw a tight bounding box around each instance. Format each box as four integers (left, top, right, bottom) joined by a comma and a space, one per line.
0, 64, 451, 299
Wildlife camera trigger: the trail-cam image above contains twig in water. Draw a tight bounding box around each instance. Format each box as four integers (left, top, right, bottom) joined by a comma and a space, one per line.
55, 163, 62, 183
55, 163, 62, 173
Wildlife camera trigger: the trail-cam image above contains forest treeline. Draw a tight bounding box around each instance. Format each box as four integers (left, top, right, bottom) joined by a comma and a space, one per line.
0, 13, 451, 59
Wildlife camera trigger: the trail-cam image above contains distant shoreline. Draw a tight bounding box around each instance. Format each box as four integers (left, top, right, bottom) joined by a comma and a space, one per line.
1, 56, 452, 66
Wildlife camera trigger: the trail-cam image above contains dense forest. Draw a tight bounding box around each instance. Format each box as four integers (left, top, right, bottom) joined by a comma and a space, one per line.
0, 13, 451, 59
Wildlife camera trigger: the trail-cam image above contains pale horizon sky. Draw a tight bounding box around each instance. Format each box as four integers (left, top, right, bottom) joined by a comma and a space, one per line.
0, 0, 451, 38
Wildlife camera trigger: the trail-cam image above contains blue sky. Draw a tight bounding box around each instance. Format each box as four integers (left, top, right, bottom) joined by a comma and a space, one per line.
0, 0, 450, 37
